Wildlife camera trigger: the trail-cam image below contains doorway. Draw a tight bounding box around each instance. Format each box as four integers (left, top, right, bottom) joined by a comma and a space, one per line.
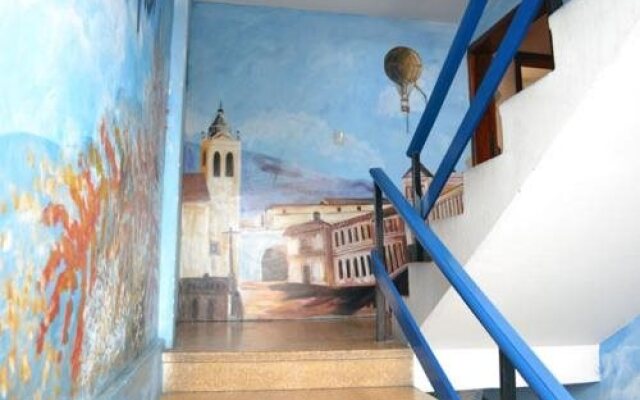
467, 1, 559, 166
261, 246, 289, 282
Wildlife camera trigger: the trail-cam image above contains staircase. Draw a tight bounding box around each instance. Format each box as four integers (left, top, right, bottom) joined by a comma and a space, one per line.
162, 347, 416, 393
161, 320, 434, 398
407, 0, 640, 392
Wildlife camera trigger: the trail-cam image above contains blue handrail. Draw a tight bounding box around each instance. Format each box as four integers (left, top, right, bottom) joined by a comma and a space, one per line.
370, 168, 573, 400
370, 249, 460, 400
406, 0, 488, 157
421, 0, 544, 219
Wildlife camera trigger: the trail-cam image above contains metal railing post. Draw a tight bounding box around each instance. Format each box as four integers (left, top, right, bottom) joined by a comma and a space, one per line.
374, 183, 389, 341
411, 154, 427, 262
371, 250, 460, 400
500, 350, 517, 400
545, 0, 563, 14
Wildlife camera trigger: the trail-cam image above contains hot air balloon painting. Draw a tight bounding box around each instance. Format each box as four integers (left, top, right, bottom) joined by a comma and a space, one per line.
384, 46, 427, 123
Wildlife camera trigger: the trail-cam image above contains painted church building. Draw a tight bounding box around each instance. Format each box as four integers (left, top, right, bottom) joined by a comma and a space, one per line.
180, 105, 241, 280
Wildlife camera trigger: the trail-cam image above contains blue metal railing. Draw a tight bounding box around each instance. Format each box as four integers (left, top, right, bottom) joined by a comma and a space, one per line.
370, 0, 574, 398
420, 0, 545, 218
371, 249, 459, 400
371, 169, 573, 400
406, 0, 488, 158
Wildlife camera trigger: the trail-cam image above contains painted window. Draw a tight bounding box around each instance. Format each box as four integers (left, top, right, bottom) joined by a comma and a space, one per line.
393, 244, 400, 268
225, 152, 234, 177
191, 298, 199, 319
213, 152, 221, 177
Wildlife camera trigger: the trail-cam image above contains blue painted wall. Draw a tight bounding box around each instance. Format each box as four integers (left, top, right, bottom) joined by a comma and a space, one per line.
0, 0, 173, 397
158, 0, 191, 348
180, 3, 471, 321
186, 3, 471, 181
598, 315, 640, 399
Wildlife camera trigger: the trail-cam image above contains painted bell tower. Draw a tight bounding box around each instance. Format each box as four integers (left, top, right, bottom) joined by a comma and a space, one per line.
201, 103, 241, 284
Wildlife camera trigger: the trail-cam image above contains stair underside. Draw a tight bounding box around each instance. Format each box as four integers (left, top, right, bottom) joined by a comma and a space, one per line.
162, 387, 435, 399
162, 347, 413, 393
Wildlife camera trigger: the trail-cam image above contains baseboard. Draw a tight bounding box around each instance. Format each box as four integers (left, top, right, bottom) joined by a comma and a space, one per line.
413, 345, 600, 392
96, 339, 164, 400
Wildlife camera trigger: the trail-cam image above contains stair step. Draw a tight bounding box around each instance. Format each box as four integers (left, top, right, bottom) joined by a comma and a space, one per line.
162, 387, 434, 399
162, 348, 413, 393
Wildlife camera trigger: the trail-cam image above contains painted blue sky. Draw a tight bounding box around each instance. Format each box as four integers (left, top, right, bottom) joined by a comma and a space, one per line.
0, 0, 159, 151
186, 3, 471, 182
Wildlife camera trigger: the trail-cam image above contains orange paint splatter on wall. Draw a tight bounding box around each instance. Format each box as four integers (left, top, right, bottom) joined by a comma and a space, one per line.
37, 122, 123, 381
0, 4, 171, 395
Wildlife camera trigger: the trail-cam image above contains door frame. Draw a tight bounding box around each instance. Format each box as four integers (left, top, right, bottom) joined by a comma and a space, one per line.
467, 2, 556, 166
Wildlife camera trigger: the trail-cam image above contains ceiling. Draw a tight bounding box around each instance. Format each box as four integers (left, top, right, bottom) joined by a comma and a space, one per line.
197, 0, 469, 23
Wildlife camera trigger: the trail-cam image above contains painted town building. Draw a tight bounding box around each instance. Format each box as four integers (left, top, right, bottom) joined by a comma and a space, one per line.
401, 165, 465, 221
283, 213, 334, 285
179, 104, 241, 279
331, 207, 408, 287
264, 198, 376, 230
178, 105, 243, 321
283, 206, 408, 288
178, 276, 230, 322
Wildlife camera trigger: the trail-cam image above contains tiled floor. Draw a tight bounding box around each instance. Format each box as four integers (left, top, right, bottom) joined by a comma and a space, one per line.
163, 318, 427, 398
171, 317, 403, 352
162, 387, 434, 400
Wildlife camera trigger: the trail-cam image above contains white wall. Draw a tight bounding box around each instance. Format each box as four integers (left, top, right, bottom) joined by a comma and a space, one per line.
408, 0, 640, 390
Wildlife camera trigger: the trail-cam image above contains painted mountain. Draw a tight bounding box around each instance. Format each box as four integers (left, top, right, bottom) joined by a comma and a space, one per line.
183, 142, 374, 217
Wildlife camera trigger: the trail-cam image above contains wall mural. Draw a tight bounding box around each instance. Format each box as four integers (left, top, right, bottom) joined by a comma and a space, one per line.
181, 3, 469, 321
599, 315, 640, 400
0, 0, 172, 398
